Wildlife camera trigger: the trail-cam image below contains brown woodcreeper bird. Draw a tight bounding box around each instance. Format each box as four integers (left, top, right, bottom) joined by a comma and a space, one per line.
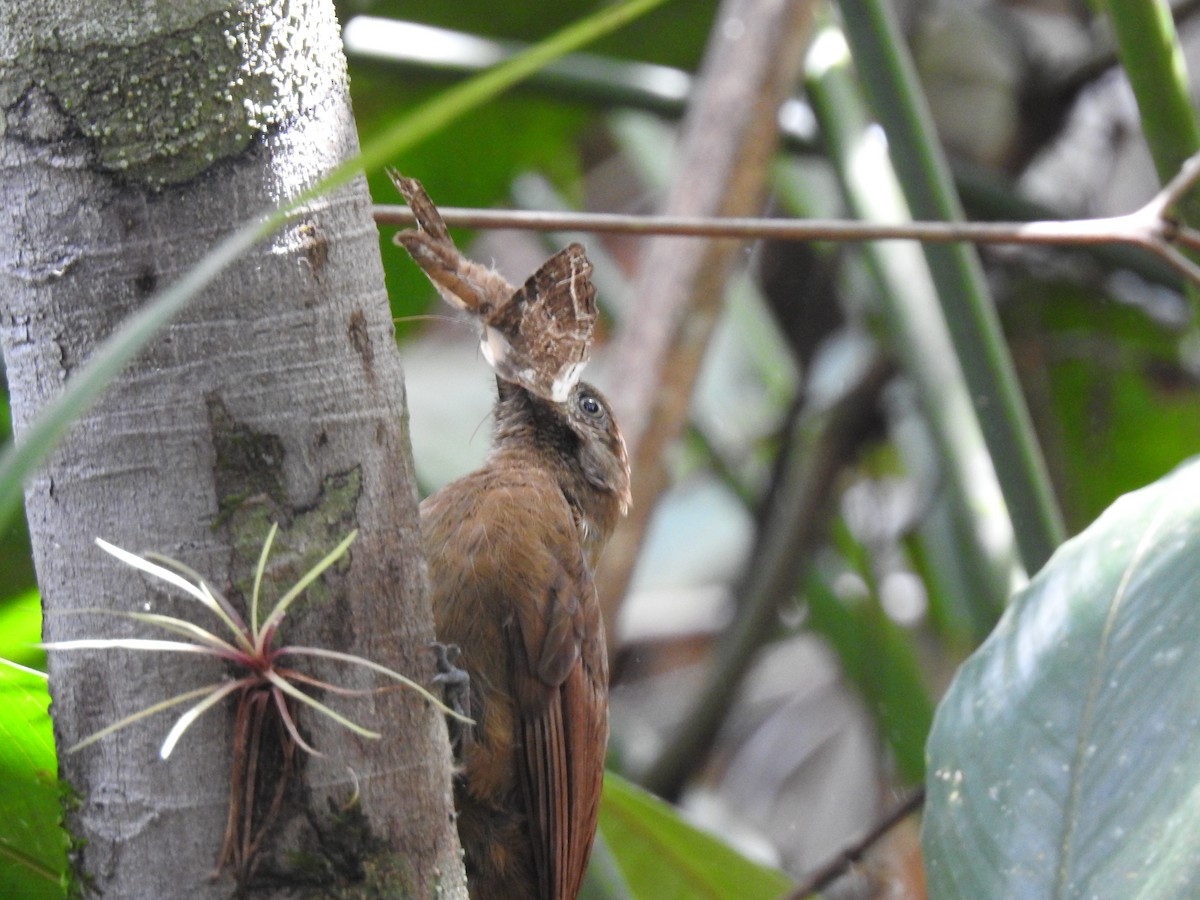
421, 378, 630, 900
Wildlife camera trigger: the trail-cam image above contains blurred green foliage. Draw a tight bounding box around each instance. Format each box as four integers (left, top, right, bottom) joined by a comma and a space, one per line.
597, 772, 793, 899
1005, 279, 1200, 529
0, 594, 62, 900
0, 380, 36, 602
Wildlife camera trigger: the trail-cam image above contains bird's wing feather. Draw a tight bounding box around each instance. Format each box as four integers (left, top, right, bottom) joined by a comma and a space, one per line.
507, 489, 608, 900
426, 467, 608, 900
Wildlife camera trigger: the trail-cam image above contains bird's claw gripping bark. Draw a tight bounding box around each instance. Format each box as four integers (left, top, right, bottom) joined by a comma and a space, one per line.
431, 641, 474, 753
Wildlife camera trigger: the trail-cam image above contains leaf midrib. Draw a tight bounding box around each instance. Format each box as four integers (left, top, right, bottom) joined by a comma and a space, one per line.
1053, 505, 1169, 897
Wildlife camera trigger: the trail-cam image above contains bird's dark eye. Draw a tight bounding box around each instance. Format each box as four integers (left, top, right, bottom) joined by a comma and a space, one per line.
579, 394, 602, 417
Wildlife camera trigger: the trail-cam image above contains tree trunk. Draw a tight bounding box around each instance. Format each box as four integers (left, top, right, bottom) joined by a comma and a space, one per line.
0, 2, 465, 896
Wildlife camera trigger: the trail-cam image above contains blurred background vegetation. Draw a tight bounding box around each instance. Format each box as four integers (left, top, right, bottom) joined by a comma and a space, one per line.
5, 0, 1200, 897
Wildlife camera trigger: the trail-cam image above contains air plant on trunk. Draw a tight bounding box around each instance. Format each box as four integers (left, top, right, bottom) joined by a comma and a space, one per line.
42, 524, 467, 882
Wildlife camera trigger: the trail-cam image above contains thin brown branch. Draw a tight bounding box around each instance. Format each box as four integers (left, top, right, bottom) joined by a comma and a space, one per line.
1155, 241, 1200, 287
1175, 226, 1200, 253
372, 203, 1198, 279
373, 149, 1200, 288
1151, 146, 1200, 216
374, 203, 1139, 246
779, 788, 926, 900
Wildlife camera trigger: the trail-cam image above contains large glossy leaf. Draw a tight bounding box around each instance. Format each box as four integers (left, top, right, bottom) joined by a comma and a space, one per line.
599, 772, 792, 899
0, 592, 65, 899
924, 457, 1200, 897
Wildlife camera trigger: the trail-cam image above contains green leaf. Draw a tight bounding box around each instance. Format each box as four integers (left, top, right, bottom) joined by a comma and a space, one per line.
0, 390, 36, 602
805, 574, 933, 784
0, 594, 66, 899
599, 772, 792, 899
1004, 282, 1200, 531
0, 591, 45, 673
1101, 1, 1200, 197
924, 456, 1200, 897
835, 0, 1065, 572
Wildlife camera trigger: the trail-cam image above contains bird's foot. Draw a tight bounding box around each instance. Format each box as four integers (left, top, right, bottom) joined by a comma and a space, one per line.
430, 641, 474, 753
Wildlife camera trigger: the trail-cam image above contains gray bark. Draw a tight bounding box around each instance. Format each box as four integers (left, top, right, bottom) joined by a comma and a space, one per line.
0, 1, 465, 896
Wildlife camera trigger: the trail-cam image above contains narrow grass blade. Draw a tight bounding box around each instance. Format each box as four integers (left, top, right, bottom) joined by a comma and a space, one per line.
836, 0, 1065, 570
98, 539, 253, 651
159, 680, 246, 759
273, 667, 377, 697
251, 522, 279, 639
1103, 2, 1200, 189
196, 583, 254, 653
294, 0, 675, 210
121, 612, 240, 655
263, 669, 380, 740
271, 686, 321, 757
281, 645, 472, 723
258, 530, 358, 642
95, 538, 211, 605
57, 607, 242, 657
66, 682, 237, 753
40, 638, 210, 654
139, 550, 252, 647
0, 657, 47, 679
